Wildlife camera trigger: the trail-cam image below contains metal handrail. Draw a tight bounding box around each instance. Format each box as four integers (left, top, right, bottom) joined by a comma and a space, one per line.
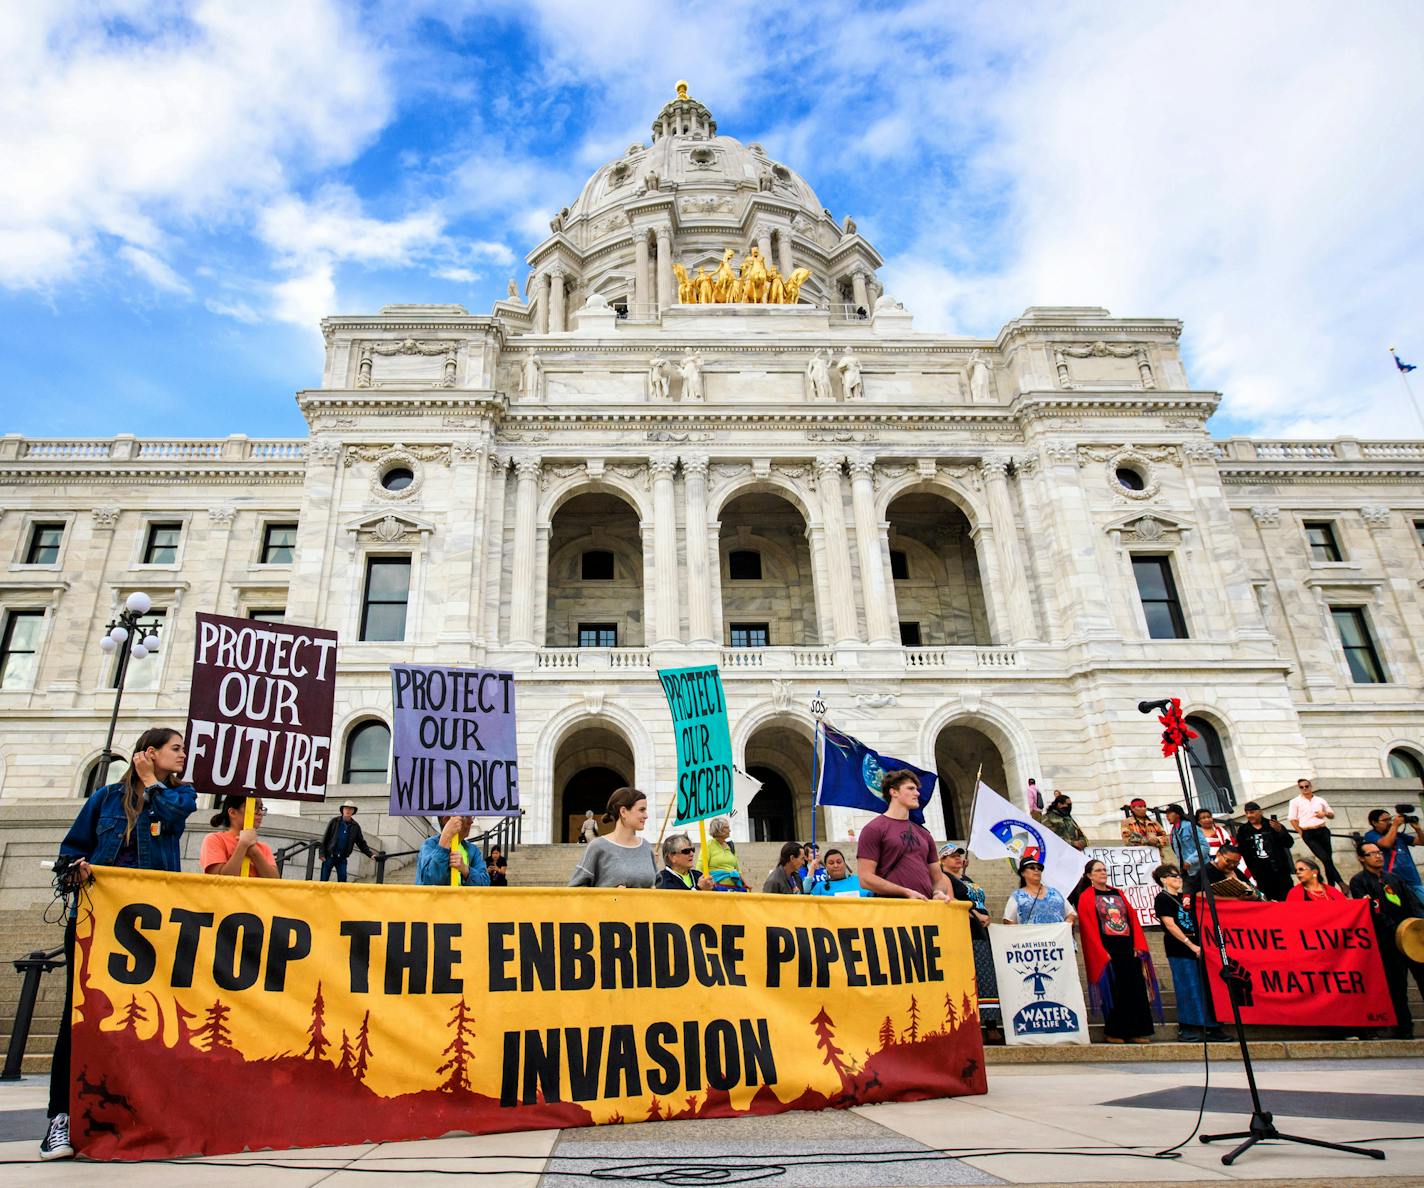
2, 945, 65, 1081
372, 813, 524, 883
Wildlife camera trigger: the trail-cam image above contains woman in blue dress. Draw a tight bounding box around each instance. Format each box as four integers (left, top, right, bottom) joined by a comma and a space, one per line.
1001, 856, 1076, 925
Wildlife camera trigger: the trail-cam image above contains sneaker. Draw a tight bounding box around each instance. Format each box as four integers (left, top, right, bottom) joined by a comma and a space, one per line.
39, 1113, 73, 1160
1205, 1028, 1230, 1042
1178, 1028, 1204, 1042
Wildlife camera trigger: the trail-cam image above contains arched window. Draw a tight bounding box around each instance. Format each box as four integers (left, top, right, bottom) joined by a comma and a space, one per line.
343, 720, 391, 784
1388, 748, 1424, 781
1185, 716, 1234, 813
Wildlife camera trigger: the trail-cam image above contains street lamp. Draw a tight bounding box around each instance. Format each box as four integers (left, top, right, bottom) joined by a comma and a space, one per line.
93, 591, 163, 793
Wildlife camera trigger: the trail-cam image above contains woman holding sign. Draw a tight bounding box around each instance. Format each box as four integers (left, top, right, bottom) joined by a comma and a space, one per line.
201, 794, 278, 877
43, 728, 198, 1161
569, 787, 657, 888
1075, 859, 1161, 1043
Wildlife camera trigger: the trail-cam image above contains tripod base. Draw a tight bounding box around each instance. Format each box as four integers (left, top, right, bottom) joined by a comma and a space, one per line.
1200, 1110, 1385, 1166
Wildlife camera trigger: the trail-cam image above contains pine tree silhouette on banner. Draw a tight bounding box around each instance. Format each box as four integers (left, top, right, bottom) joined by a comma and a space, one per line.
961, 991, 977, 1024
192, 1000, 233, 1051
337, 1029, 354, 1075
905, 995, 920, 1044
303, 981, 330, 1061
646, 1096, 663, 1121
437, 998, 477, 1092
943, 993, 959, 1032
118, 995, 148, 1034
810, 1006, 854, 1095
878, 1015, 896, 1049
352, 1010, 374, 1082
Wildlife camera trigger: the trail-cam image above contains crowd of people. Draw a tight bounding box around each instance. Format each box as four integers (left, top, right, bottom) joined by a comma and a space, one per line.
37, 727, 1424, 1162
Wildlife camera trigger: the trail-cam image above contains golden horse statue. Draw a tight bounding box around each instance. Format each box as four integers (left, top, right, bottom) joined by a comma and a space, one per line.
783, 267, 812, 305
671, 262, 692, 305
694, 266, 714, 304
740, 246, 768, 303
711, 249, 737, 303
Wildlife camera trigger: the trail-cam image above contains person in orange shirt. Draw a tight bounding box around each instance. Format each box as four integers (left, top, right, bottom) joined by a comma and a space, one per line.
200, 794, 278, 877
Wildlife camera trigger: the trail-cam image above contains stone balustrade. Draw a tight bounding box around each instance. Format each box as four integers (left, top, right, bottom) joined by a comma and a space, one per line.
0, 434, 307, 462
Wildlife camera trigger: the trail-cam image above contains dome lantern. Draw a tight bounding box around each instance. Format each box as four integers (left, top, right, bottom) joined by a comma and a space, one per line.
652, 80, 717, 141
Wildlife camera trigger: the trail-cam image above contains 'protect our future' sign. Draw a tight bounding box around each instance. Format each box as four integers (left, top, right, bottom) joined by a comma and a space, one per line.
657, 664, 734, 826
389, 663, 519, 817
184, 612, 339, 802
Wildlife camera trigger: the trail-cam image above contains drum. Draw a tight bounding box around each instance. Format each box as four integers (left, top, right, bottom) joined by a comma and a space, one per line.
1396, 918, 1424, 963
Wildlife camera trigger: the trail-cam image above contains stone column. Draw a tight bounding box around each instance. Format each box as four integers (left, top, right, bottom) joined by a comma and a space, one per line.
981, 455, 1037, 643
656, 228, 674, 309
480, 453, 508, 648
849, 455, 896, 643
682, 454, 716, 644
440, 442, 485, 646
535, 272, 550, 334
507, 455, 541, 645
757, 228, 773, 268
815, 454, 860, 644
806, 524, 835, 645
776, 228, 794, 277
634, 234, 651, 312
548, 267, 567, 333
851, 270, 870, 311
651, 454, 682, 644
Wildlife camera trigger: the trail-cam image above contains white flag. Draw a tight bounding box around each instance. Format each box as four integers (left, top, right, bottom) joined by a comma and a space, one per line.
990, 922, 1090, 1046
967, 781, 1083, 899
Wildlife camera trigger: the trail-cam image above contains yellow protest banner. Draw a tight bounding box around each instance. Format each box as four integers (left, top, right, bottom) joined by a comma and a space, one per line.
68, 869, 985, 1159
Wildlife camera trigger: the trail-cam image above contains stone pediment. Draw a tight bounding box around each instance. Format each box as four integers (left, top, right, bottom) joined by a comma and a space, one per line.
1104, 510, 1194, 551
342, 511, 437, 546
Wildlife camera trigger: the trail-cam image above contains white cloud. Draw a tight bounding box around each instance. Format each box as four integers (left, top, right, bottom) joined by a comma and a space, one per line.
433, 267, 481, 283
117, 245, 191, 296
0, 1, 392, 290
204, 296, 262, 324
259, 187, 445, 270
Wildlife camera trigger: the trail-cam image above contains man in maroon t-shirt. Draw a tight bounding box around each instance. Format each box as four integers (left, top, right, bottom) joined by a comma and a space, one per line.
856, 770, 953, 901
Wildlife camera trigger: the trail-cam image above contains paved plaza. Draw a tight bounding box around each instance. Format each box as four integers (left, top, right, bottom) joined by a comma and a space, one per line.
1, 1057, 1420, 1186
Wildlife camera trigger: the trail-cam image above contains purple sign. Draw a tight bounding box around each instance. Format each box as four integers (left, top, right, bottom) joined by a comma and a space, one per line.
389, 664, 519, 817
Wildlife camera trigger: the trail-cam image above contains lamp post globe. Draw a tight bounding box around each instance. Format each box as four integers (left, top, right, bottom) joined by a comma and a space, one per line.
99, 636, 116, 654
109, 626, 128, 644
125, 591, 152, 616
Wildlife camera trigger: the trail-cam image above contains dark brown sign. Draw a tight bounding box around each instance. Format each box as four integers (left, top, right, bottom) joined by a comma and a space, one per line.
183, 612, 339, 801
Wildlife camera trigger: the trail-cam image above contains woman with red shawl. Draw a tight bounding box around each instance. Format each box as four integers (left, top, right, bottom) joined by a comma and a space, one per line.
1071, 858, 1162, 1043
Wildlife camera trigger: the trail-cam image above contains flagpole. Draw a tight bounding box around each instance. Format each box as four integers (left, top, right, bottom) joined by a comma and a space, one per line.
963, 762, 983, 843
1391, 347, 1424, 434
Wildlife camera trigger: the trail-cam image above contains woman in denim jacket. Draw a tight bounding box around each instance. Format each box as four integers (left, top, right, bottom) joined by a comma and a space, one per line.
41, 727, 197, 1161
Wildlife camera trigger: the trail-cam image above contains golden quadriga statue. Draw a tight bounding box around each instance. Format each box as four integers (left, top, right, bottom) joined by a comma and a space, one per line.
673, 248, 811, 306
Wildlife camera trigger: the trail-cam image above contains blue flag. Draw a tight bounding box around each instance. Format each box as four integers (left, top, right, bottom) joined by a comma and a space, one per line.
1393, 349, 1417, 373
815, 722, 938, 826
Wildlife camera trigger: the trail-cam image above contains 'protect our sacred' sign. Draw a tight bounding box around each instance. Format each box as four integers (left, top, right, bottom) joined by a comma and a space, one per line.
184, 612, 338, 801
389, 664, 519, 816
658, 665, 734, 826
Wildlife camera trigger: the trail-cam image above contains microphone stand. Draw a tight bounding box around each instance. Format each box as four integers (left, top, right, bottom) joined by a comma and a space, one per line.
1155, 708, 1384, 1167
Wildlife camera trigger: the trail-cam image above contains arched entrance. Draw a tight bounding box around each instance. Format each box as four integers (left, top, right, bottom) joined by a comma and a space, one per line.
1185, 716, 1235, 813
546, 491, 644, 647
718, 492, 819, 647
933, 722, 1008, 840
553, 723, 635, 842
886, 492, 989, 646
743, 717, 821, 841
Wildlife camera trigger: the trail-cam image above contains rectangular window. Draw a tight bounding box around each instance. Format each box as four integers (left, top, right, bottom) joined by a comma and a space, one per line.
248, 608, 286, 623
261, 522, 297, 565
360, 557, 411, 641
0, 610, 45, 689
114, 611, 165, 691
1132, 555, 1188, 639
143, 522, 183, 564
890, 549, 910, 580
898, 621, 923, 647
1331, 606, 1387, 683
577, 623, 618, 648
24, 523, 65, 565
1304, 520, 1343, 563
729, 623, 769, 648
728, 550, 762, 581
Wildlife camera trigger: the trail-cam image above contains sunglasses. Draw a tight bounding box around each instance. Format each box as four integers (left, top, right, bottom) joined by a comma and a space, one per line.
1021, 863, 1044, 871
674, 847, 695, 856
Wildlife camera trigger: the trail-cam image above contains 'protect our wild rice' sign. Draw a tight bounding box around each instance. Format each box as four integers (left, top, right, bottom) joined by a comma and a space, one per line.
184, 612, 339, 801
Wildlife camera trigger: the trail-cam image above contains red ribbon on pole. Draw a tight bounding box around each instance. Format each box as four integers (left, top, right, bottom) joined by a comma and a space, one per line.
1157, 697, 1198, 757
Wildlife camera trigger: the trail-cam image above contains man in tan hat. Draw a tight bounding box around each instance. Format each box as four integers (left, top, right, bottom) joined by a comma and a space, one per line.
320, 800, 376, 882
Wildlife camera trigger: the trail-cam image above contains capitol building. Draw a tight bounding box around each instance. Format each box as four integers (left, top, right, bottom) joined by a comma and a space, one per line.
2, 83, 1423, 849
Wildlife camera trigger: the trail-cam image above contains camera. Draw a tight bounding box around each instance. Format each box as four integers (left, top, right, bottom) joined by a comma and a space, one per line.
1397, 803, 1420, 826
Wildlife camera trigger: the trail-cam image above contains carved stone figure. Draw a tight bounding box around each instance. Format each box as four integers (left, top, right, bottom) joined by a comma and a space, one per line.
967, 350, 993, 403
843, 215, 857, 235
649, 356, 674, 401
806, 351, 833, 402
642, 169, 660, 193
522, 354, 541, 401
507, 278, 518, 299
836, 348, 863, 401
680, 351, 705, 402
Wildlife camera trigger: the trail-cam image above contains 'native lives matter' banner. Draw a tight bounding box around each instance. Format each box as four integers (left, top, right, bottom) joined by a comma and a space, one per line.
69, 870, 986, 1159
1083, 846, 1162, 927
658, 665, 734, 826
184, 612, 338, 802
389, 664, 519, 816
1199, 899, 1395, 1028
989, 923, 1090, 1046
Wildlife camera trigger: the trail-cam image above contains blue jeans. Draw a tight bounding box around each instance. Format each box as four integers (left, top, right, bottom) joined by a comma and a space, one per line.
320, 856, 348, 882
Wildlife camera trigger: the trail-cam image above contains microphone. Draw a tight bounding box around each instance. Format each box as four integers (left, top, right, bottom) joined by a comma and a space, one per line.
1137, 699, 1173, 714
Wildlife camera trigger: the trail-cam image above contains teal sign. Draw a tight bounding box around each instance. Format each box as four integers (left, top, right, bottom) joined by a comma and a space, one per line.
657, 665, 734, 826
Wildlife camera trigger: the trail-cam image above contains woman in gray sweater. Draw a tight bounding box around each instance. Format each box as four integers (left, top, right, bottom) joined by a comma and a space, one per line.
569, 787, 658, 888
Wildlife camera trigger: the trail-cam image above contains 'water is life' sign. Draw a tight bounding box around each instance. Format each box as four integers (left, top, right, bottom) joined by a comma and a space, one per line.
657, 665, 734, 826
989, 922, 1089, 1046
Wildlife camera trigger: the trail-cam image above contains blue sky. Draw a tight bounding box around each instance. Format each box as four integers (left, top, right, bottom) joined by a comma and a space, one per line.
3, 1, 1422, 440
